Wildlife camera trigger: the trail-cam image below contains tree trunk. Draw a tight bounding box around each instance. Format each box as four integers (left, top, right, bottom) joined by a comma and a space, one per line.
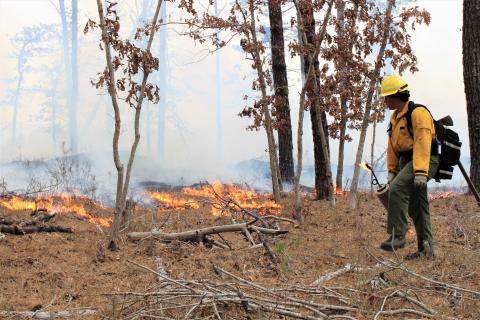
244, 0, 281, 202
370, 114, 377, 197
59, 0, 72, 151
299, 1, 332, 201
336, 97, 347, 192
348, 0, 395, 209
334, 1, 346, 193
335, 1, 359, 193
12, 52, 25, 144
70, 0, 78, 153
463, 0, 480, 191
268, 0, 294, 185
158, 1, 167, 161
293, 0, 334, 217
214, 1, 223, 162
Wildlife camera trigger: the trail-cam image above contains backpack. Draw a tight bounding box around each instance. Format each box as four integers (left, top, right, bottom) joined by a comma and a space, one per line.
405, 102, 462, 181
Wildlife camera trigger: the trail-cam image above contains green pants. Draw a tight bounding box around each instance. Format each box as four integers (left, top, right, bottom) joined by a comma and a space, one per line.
388, 155, 440, 248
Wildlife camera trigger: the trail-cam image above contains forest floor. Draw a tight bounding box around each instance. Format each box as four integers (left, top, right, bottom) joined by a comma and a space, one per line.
1, 191, 479, 319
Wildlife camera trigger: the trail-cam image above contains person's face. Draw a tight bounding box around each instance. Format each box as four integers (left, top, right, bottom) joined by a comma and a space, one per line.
384, 95, 396, 110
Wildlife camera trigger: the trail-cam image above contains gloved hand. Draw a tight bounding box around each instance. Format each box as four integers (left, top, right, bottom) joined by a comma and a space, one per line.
387, 172, 396, 184
414, 175, 428, 189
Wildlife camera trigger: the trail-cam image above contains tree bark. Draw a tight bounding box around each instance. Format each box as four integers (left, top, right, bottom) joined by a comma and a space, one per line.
348, 0, 394, 209
299, 1, 333, 201
463, 0, 480, 191
268, 0, 294, 185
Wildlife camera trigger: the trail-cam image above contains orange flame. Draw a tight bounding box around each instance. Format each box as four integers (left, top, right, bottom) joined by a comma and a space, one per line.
147, 182, 282, 216
0, 195, 111, 227
146, 191, 200, 210
334, 186, 346, 196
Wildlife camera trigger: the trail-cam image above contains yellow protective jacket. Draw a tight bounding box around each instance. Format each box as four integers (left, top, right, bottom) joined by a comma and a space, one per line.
387, 102, 436, 176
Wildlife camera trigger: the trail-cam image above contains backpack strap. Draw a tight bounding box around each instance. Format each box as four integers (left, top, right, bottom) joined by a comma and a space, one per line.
405, 101, 433, 137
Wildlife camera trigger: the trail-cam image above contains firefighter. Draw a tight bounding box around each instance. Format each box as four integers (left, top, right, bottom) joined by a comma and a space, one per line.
379, 75, 439, 259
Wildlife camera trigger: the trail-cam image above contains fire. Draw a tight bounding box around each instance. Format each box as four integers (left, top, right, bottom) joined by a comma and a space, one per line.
429, 191, 456, 200
406, 228, 417, 240
0, 194, 111, 227
0, 196, 37, 211
146, 191, 199, 210
147, 182, 282, 216
359, 162, 369, 171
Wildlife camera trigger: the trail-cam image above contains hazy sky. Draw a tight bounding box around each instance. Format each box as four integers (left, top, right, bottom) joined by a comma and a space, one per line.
0, 0, 467, 182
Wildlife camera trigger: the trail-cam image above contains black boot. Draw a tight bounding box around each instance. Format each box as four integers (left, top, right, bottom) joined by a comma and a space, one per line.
380, 235, 406, 252
405, 240, 435, 260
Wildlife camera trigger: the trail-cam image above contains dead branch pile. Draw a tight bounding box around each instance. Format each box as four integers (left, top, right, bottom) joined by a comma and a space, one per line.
108, 261, 359, 319
0, 210, 72, 235
109, 252, 479, 319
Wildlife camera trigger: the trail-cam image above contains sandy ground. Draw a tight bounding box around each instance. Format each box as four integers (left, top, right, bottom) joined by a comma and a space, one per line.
1, 192, 479, 319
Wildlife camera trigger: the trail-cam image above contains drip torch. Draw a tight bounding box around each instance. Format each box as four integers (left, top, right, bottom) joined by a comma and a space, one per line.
365, 163, 389, 210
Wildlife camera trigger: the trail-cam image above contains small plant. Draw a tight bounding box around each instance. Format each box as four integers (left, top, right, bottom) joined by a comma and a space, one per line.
47, 142, 98, 198
275, 243, 289, 273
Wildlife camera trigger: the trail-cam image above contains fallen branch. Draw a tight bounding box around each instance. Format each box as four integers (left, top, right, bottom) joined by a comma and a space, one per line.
312, 263, 381, 286
0, 308, 96, 319
127, 222, 287, 242
374, 308, 433, 319
366, 249, 480, 297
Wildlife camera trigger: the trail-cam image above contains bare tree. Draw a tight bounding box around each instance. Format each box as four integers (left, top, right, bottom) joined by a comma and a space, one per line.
293, 0, 334, 221
463, 0, 480, 191
86, 0, 162, 250
9, 25, 56, 144
334, 0, 361, 193
296, 0, 334, 203
348, 0, 394, 209
242, 0, 282, 201
70, 0, 78, 153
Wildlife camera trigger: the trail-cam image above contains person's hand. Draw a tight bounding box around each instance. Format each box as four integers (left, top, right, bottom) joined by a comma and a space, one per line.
388, 172, 396, 184
414, 175, 428, 189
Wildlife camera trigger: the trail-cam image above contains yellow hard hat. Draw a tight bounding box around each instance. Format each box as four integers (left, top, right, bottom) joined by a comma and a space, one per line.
379, 75, 410, 97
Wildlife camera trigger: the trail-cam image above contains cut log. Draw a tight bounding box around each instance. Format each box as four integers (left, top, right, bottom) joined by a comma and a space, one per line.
127, 222, 288, 242
0, 212, 56, 227
0, 225, 72, 235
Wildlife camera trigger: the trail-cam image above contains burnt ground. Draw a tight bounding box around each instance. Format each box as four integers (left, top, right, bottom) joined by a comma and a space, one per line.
1, 193, 479, 319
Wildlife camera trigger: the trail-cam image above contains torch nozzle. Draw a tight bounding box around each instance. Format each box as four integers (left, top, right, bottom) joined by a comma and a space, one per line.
365, 163, 381, 186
